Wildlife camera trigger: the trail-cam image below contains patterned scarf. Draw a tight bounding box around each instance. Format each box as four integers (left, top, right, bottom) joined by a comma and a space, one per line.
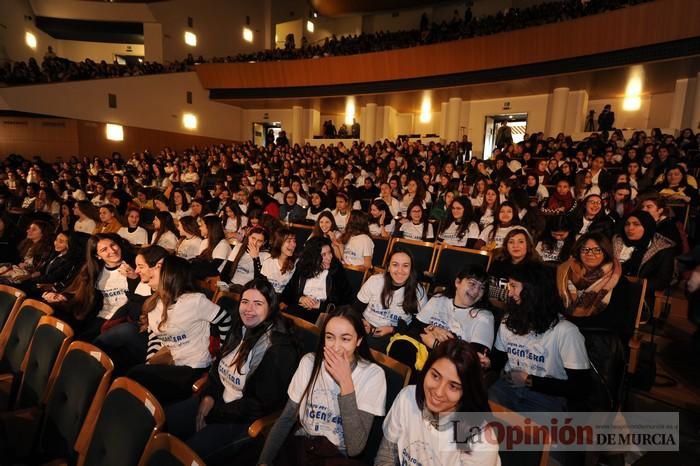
557, 258, 621, 317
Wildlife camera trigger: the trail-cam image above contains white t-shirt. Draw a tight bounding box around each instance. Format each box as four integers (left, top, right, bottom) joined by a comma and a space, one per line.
439, 221, 480, 247
199, 238, 232, 261
494, 318, 589, 379
224, 216, 248, 234
226, 244, 270, 286
306, 208, 330, 223
383, 385, 500, 466
96, 267, 130, 320
288, 353, 387, 451
117, 226, 148, 246
74, 218, 96, 235
535, 240, 565, 263
303, 269, 329, 301
479, 210, 494, 229
375, 197, 401, 217
260, 256, 296, 293
369, 220, 395, 237
177, 236, 203, 260
147, 293, 220, 369
218, 340, 251, 403
358, 274, 427, 328
416, 296, 494, 348
478, 225, 521, 250
333, 210, 351, 232
342, 234, 374, 266
152, 230, 179, 251
400, 222, 434, 241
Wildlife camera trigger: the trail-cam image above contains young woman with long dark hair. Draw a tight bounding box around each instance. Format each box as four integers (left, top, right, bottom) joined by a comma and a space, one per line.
166, 278, 301, 461
43, 233, 139, 340
117, 207, 148, 247
198, 215, 232, 268
260, 227, 297, 293
399, 200, 434, 241
437, 195, 480, 248
281, 237, 352, 322
355, 248, 427, 350
376, 340, 499, 466
150, 211, 179, 252
258, 307, 387, 465
486, 265, 590, 412
176, 215, 204, 260
338, 210, 374, 268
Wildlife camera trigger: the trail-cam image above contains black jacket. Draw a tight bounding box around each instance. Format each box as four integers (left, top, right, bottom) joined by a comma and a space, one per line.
281, 259, 353, 319
203, 319, 300, 424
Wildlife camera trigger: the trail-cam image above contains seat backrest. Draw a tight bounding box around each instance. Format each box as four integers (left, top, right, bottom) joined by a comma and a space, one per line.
489, 401, 551, 466
80, 377, 164, 466
0, 299, 53, 373
282, 312, 320, 355
40, 342, 113, 463
0, 285, 25, 334
142, 433, 205, 466
360, 350, 411, 463
371, 237, 391, 268
432, 245, 491, 292
16, 317, 73, 409
343, 265, 367, 297
390, 239, 436, 279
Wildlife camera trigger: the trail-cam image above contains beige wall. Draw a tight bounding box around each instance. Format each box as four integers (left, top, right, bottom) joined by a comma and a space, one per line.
0, 116, 79, 158
588, 97, 652, 130
0, 0, 58, 63
0, 72, 243, 140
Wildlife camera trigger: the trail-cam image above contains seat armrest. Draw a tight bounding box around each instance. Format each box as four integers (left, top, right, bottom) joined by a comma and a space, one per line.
248, 410, 282, 438
627, 334, 643, 374
192, 374, 209, 394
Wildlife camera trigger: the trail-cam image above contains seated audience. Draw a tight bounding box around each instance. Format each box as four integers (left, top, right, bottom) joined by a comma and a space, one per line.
117, 207, 148, 247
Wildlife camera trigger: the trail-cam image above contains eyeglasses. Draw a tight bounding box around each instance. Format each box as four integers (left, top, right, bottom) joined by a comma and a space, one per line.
587, 200, 602, 206
581, 247, 603, 255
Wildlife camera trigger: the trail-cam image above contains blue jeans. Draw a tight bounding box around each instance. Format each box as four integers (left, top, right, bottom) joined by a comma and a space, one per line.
93, 322, 146, 376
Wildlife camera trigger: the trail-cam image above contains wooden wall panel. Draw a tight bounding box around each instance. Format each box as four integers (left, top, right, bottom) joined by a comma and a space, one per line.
0, 117, 236, 162
196, 0, 700, 90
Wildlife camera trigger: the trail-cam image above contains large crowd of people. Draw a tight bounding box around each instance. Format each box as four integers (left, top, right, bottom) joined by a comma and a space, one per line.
1, 0, 650, 86
1, 123, 698, 464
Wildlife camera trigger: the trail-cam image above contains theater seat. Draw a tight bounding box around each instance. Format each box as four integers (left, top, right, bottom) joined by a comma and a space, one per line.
141, 433, 205, 466
0, 285, 25, 333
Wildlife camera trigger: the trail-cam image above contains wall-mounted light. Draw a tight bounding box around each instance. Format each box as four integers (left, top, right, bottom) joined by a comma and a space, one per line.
306, 20, 315, 33
345, 97, 356, 125
184, 31, 197, 47
419, 92, 432, 123
25, 31, 37, 49
183, 113, 197, 129
105, 123, 124, 141
622, 66, 643, 111
243, 27, 253, 43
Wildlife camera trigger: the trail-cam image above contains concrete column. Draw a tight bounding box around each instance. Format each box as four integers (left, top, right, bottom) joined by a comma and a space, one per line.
689, 73, 700, 131
291, 106, 303, 146
446, 97, 461, 142
669, 79, 689, 130
439, 102, 448, 142
548, 87, 569, 136
364, 103, 377, 143
143, 23, 163, 63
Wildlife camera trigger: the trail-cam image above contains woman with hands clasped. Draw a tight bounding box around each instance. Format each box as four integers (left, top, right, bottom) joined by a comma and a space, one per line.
258, 307, 387, 466
166, 278, 300, 462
